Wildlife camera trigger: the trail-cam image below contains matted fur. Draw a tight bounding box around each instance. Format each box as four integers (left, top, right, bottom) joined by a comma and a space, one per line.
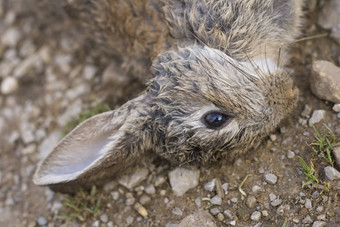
34, 0, 304, 186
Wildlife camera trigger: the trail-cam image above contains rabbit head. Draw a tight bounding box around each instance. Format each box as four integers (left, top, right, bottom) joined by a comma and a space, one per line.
33, 45, 297, 186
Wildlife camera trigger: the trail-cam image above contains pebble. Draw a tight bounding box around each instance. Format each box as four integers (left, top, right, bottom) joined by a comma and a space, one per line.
217, 213, 224, 221
223, 210, 233, 220
250, 211, 261, 221
264, 173, 278, 184
1, 77, 18, 95
305, 198, 312, 209
168, 167, 200, 196
154, 176, 167, 187
222, 183, 228, 194
126, 216, 134, 226
166, 224, 178, 227
215, 178, 224, 198
100, 214, 109, 223
252, 185, 262, 194
134, 203, 148, 217
271, 199, 282, 207
111, 191, 119, 200
194, 197, 202, 207
172, 207, 183, 216
145, 184, 156, 194
119, 168, 149, 190
258, 167, 264, 174
269, 134, 277, 141
21, 144, 36, 155
262, 210, 268, 217
316, 206, 324, 213
287, 150, 295, 159
210, 207, 221, 215
324, 166, 340, 181
37, 216, 47, 226
83, 65, 97, 80
246, 195, 257, 209
204, 178, 216, 191
332, 146, 340, 167
302, 215, 313, 224
301, 104, 313, 118
311, 60, 340, 103
269, 193, 276, 201
333, 104, 340, 112
210, 195, 222, 205
309, 110, 327, 126
231, 197, 238, 203
2, 27, 22, 47
179, 210, 217, 227
312, 221, 327, 227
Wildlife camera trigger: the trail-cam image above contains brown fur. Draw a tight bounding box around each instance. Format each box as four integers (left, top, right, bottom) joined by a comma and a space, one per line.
34, 0, 304, 187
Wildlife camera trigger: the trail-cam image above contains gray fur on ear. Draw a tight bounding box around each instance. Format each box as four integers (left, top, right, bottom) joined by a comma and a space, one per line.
33, 94, 149, 185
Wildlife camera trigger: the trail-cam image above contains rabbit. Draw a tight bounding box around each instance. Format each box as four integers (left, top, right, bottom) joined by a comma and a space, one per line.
33, 0, 304, 187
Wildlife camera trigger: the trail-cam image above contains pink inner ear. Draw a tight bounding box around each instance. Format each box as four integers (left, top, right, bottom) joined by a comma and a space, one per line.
34, 134, 114, 185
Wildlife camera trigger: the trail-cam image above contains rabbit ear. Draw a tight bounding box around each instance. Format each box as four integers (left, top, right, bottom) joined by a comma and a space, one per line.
33, 94, 149, 186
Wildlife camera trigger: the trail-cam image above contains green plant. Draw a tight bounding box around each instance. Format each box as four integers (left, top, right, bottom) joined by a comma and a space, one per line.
58, 186, 102, 222
63, 103, 111, 136
297, 156, 319, 187
309, 125, 340, 167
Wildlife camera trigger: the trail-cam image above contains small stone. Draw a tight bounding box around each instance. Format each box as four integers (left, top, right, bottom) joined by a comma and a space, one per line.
332, 146, 340, 167
37, 216, 47, 226
258, 167, 264, 174
1, 77, 18, 95
265, 173, 278, 184
204, 178, 216, 191
166, 224, 178, 227
250, 211, 261, 221
333, 104, 340, 112
100, 214, 109, 223
262, 210, 268, 217
305, 198, 312, 209
210, 207, 221, 215
269, 193, 276, 201
317, 214, 326, 221
309, 110, 326, 126
293, 218, 300, 224
312, 221, 327, 227
231, 197, 238, 203
311, 60, 340, 103
217, 213, 224, 222
301, 104, 313, 118
210, 195, 222, 205
179, 210, 217, 227
169, 167, 200, 196
154, 176, 167, 187
119, 168, 149, 190
316, 206, 324, 213
145, 184, 156, 194
111, 191, 119, 200
125, 197, 136, 206
252, 185, 262, 194
287, 150, 295, 159
229, 220, 236, 226
134, 203, 148, 217
246, 195, 257, 209
103, 181, 117, 192
223, 210, 233, 220
126, 216, 134, 225
83, 65, 97, 80
302, 215, 313, 224
269, 134, 277, 141
271, 199, 282, 207
324, 166, 340, 181
222, 183, 228, 194
172, 207, 183, 216
2, 28, 21, 47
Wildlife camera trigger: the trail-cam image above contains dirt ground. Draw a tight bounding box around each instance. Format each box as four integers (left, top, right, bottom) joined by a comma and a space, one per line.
0, 1, 339, 227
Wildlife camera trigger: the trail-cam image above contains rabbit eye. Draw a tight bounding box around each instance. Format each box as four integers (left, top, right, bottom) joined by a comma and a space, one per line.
202, 112, 230, 129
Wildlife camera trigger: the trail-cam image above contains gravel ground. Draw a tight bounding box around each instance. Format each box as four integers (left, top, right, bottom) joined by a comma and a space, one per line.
0, 1, 339, 227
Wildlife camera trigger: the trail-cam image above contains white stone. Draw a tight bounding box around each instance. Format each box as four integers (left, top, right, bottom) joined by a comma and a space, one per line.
309, 110, 326, 126
250, 211, 261, 221
2, 28, 21, 47
324, 166, 340, 181
210, 195, 222, 205
118, 168, 149, 190
169, 167, 200, 196
204, 178, 216, 191
264, 173, 278, 184
333, 103, 340, 112
1, 77, 18, 95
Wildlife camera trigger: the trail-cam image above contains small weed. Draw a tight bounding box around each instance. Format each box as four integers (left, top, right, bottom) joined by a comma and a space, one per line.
297, 156, 319, 187
309, 124, 340, 167
63, 103, 111, 136
58, 186, 102, 222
